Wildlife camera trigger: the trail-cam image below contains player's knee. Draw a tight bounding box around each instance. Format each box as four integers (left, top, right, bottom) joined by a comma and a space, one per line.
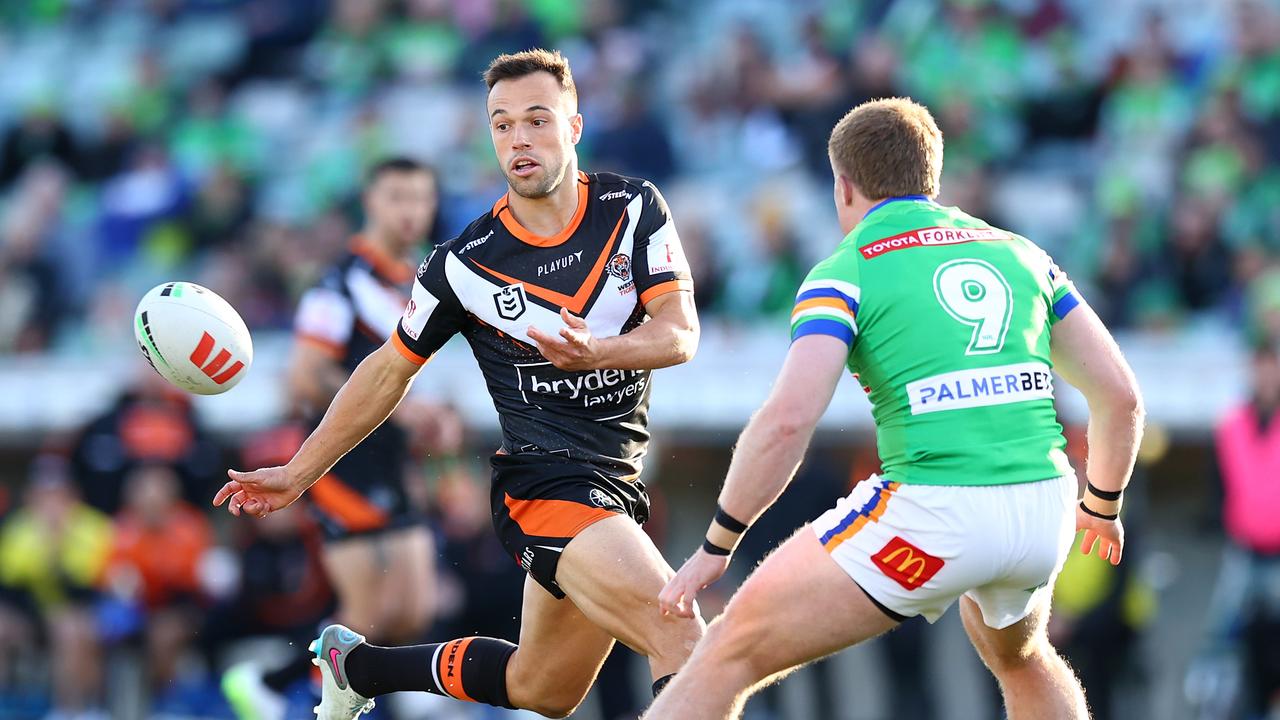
645, 611, 703, 664
984, 634, 1053, 676
700, 606, 774, 681
521, 695, 583, 719
506, 651, 591, 717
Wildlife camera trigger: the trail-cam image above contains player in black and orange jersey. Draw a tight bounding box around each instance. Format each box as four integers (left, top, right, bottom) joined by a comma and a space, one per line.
214, 49, 704, 719
221, 158, 442, 720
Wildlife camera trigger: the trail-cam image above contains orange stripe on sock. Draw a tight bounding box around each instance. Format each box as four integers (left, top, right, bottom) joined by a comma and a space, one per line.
439, 638, 476, 702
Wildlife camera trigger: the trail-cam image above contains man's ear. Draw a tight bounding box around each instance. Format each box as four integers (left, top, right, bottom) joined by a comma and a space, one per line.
837, 173, 856, 207
569, 113, 584, 145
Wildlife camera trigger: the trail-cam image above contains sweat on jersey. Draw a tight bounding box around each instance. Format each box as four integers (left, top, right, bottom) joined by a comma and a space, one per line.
790, 196, 1081, 487
393, 172, 693, 480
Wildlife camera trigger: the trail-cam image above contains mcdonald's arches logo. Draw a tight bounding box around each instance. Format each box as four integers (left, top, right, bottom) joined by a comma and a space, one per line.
872, 536, 944, 591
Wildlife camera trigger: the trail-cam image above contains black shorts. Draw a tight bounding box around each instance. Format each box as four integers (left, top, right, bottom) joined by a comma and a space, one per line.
490, 453, 650, 599
308, 423, 421, 542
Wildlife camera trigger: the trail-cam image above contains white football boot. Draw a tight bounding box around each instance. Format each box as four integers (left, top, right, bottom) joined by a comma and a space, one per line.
310, 625, 376, 720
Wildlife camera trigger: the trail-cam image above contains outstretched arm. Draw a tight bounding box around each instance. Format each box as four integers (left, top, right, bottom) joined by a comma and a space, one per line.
659, 334, 849, 617
528, 289, 699, 371
1050, 301, 1144, 564
213, 339, 425, 517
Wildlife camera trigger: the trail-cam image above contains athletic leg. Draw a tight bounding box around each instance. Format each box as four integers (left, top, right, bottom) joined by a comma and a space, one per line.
335, 574, 615, 718
322, 535, 393, 638
372, 525, 436, 642
644, 527, 899, 719
960, 594, 1089, 720
503, 574, 620, 716
336, 514, 703, 716
554, 514, 706, 683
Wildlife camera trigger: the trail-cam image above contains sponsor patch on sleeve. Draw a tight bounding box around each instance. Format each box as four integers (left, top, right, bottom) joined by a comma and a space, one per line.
400, 280, 441, 341
646, 220, 688, 276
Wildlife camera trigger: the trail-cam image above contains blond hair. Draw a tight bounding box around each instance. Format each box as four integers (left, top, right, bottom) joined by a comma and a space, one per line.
828, 97, 943, 199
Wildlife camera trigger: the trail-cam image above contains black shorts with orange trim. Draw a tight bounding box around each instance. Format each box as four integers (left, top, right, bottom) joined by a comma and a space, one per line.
490, 453, 650, 599
308, 422, 422, 542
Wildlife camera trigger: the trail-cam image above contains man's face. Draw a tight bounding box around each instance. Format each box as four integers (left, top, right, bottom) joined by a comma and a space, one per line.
487, 72, 582, 199
364, 170, 436, 249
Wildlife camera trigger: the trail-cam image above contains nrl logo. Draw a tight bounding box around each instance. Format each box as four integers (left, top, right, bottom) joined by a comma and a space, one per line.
493, 283, 527, 321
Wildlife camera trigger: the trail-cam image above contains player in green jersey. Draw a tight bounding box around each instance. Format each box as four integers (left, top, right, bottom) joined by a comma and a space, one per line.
645, 98, 1144, 720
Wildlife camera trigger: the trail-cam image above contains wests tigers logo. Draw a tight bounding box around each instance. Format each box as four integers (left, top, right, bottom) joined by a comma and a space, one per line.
606, 253, 631, 282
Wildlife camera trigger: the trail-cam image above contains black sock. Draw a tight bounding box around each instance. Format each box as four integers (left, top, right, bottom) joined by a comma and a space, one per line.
345, 637, 517, 708
262, 647, 315, 692
652, 673, 676, 697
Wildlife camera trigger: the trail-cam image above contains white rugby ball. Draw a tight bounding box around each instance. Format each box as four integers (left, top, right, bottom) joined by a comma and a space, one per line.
133, 281, 253, 395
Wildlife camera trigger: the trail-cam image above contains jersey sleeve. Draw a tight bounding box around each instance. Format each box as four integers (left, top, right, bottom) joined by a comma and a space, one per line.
631, 182, 694, 306
393, 248, 467, 365
295, 287, 353, 359
1046, 256, 1081, 324
790, 252, 861, 348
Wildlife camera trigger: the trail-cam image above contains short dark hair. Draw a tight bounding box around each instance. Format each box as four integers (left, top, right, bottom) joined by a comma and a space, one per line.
829, 97, 943, 199
483, 48, 577, 103
364, 156, 433, 187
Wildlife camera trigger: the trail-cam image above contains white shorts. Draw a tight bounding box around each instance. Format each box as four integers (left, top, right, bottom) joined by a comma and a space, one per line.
811, 474, 1077, 629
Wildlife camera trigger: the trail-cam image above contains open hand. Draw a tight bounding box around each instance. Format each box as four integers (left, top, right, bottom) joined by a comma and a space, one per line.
658, 547, 729, 619
212, 466, 305, 519
1076, 506, 1124, 565
527, 308, 601, 371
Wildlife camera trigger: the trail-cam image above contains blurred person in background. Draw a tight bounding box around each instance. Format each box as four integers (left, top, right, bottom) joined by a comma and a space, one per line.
209, 423, 335, 653
69, 370, 222, 516
222, 156, 442, 720
0, 104, 83, 188
0, 163, 72, 353
101, 463, 215, 705
1190, 341, 1280, 719
205, 425, 336, 716
0, 455, 113, 720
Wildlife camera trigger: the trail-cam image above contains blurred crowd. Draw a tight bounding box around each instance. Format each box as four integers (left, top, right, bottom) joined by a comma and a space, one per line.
0, 0, 1279, 357
0, 370, 537, 719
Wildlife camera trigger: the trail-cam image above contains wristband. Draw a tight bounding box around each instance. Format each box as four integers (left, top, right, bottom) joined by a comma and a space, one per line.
706, 505, 750, 555
702, 539, 732, 556
1079, 501, 1119, 521
1086, 482, 1123, 501
714, 506, 750, 534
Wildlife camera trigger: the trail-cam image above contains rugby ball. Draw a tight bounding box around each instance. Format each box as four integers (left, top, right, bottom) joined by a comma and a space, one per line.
133, 281, 253, 395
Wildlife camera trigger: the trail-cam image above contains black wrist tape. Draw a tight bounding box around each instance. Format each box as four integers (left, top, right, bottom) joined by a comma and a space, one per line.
1086, 482, 1123, 501
714, 505, 749, 534
1079, 501, 1119, 521
702, 538, 732, 556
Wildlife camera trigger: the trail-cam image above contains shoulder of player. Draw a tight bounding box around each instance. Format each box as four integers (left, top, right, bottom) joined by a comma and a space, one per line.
306, 253, 360, 294
586, 171, 657, 204
429, 214, 497, 263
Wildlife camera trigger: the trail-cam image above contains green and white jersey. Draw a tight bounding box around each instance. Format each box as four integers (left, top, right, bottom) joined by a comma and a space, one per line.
790, 196, 1080, 486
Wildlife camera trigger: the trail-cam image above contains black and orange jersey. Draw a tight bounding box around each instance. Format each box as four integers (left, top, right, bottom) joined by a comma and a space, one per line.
393, 171, 693, 479
295, 237, 416, 373
294, 237, 417, 538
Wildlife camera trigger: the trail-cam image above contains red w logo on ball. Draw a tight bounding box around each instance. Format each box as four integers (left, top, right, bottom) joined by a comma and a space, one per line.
189, 332, 246, 385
